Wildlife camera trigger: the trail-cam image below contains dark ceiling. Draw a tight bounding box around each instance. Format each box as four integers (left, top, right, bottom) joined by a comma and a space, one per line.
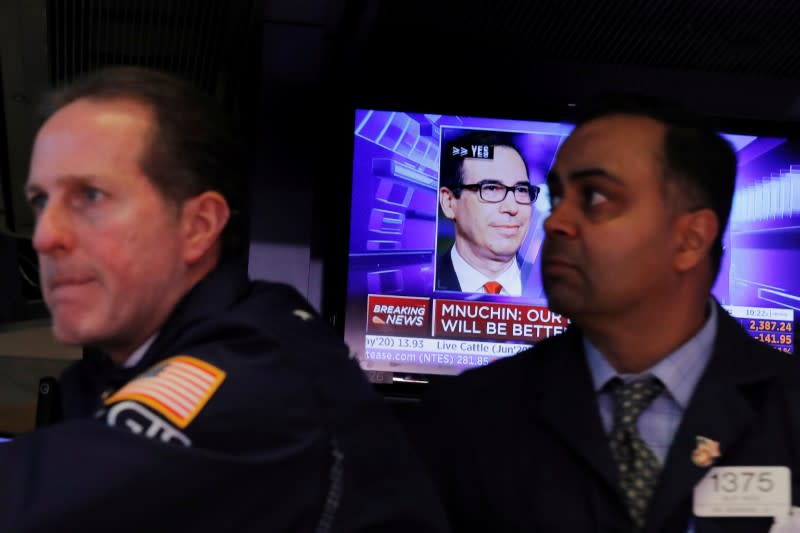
365, 0, 800, 79
38, 0, 800, 123
324, 0, 800, 124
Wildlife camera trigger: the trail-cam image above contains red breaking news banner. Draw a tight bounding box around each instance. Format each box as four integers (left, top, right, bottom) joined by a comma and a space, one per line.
366, 294, 431, 335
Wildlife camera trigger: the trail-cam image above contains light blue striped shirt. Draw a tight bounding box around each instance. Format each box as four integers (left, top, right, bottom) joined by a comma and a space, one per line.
585, 302, 718, 464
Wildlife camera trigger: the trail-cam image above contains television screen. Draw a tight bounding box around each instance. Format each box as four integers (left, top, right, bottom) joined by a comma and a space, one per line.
341, 109, 797, 383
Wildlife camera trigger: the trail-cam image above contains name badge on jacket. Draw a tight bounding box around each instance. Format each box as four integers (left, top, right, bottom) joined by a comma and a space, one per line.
693, 466, 791, 518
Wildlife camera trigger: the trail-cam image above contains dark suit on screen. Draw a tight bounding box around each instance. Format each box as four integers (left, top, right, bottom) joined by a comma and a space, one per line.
414, 302, 800, 532
435, 248, 462, 292
435, 246, 536, 297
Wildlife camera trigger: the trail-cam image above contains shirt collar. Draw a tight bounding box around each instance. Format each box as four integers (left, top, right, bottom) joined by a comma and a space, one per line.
585, 300, 718, 409
450, 245, 522, 296
123, 333, 158, 369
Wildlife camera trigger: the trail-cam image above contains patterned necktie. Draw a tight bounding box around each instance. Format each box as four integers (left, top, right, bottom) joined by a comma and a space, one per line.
483, 281, 503, 294
607, 377, 665, 531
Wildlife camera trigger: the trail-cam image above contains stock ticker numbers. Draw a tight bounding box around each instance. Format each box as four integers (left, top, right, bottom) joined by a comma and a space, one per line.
748, 319, 793, 332
742, 319, 794, 353
723, 306, 795, 354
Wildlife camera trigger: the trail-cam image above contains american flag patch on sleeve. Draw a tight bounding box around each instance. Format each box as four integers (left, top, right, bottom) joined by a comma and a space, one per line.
104, 355, 226, 428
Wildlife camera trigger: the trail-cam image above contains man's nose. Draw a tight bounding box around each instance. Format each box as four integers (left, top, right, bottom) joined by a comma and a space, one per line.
32, 201, 75, 256
499, 189, 520, 213
543, 202, 578, 239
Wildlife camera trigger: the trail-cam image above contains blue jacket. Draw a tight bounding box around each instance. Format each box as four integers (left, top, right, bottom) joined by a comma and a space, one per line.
0, 260, 450, 532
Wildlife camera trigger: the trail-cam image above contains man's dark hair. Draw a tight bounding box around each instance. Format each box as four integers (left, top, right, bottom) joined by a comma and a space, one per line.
574, 94, 737, 281
39, 66, 247, 260
439, 130, 529, 194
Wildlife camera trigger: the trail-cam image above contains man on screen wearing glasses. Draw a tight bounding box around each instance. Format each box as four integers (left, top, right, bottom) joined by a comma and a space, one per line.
436, 130, 540, 297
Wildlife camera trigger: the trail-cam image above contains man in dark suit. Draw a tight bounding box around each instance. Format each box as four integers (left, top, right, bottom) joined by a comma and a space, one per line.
436, 130, 540, 296
416, 99, 800, 532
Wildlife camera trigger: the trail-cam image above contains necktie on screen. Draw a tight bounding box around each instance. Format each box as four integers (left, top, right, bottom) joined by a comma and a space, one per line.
483, 281, 503, 294
607, 377, 665, 531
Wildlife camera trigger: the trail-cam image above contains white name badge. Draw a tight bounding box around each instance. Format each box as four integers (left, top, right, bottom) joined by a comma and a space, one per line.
693, 466, 791, 517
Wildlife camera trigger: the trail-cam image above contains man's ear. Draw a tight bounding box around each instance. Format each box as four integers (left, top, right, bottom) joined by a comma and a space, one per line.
180, 191, 231, 264
440, 187, 458, 220
673, 208, 718, 273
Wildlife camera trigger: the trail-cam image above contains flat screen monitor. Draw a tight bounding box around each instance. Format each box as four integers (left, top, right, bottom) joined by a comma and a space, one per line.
338, 109, 797, 384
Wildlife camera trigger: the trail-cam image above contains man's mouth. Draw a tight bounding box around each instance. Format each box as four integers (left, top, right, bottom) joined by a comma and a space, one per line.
492, 224, 521, 235
541, 256, 578, 274
48, 276, 96, 291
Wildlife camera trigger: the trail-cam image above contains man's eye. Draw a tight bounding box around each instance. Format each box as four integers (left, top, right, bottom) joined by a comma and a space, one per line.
27, 193, 47, 212
69, 186, 106, 209
584, 188, 608, 207
515, 185, 530, 194
482, 184, 501, 192
85, 187, 104, 202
